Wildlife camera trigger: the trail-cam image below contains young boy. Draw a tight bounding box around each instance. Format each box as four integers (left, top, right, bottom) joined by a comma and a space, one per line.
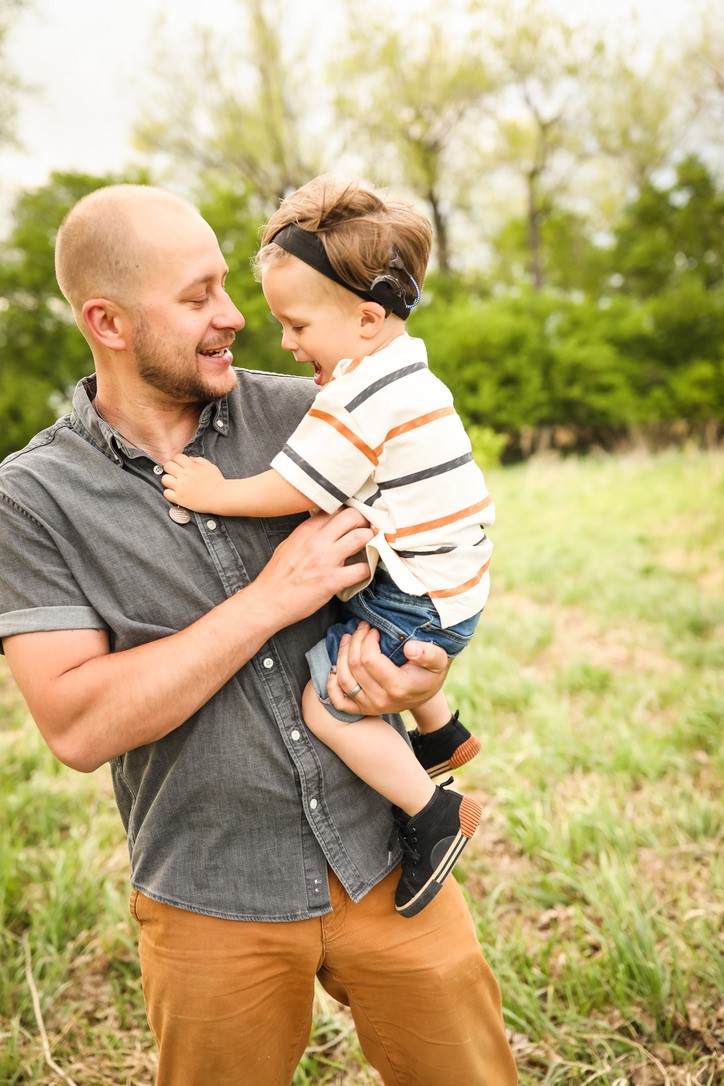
162, 175, 495, 917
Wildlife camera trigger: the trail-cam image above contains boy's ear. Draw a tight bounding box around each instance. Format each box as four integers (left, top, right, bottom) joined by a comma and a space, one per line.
358, 301, 388, 335
81, 298, 129, 352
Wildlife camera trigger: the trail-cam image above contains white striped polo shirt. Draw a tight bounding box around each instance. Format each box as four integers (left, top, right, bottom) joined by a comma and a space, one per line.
271, 334, 494, 627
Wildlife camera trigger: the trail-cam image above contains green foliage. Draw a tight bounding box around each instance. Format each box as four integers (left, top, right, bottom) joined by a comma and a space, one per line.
0, 0, 28, 148
1, 155, 723, 463
412, 268, 723, 448
612, 155, 724, 296
133, 0, 323, 208
0, 170, 150, 462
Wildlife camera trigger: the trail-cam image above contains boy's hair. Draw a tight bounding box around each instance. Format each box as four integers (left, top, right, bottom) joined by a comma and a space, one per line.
253, 175, 433, 304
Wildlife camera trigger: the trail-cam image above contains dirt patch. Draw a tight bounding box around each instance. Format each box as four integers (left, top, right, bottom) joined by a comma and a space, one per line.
501, 592, 680, 676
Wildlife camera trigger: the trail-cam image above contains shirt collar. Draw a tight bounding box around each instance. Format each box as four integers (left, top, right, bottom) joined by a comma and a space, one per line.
72, 374, 230, 463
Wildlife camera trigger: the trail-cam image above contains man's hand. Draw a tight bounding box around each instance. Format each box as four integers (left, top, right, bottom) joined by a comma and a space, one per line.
248, 508, 374, 629
162, 453, 227, 512
327, 621, 449, 716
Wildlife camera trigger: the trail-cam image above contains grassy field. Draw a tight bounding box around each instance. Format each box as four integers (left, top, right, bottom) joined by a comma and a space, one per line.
1, 449, 722, 1085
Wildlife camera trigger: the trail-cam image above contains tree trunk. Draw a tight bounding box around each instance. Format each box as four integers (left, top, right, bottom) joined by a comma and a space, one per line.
526, 169, 544, 291
427, 188, 451, 276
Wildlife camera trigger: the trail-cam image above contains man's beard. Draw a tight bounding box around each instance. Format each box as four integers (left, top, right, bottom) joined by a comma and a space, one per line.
134, 314, 237, 403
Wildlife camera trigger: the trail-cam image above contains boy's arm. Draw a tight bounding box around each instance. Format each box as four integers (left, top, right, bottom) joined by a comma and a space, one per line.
162, 454, 315, 516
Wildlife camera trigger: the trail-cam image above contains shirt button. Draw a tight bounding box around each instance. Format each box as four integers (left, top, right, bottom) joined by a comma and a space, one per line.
153, 465, 163, 475
309, 798, 318, 810
206, 520, 217, 530
262, 657, 274, 669
290, 729, 301, 741
215, 418, 225, 430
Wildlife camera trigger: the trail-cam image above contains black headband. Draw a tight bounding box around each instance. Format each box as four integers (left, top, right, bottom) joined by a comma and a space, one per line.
268, 223, 419, 321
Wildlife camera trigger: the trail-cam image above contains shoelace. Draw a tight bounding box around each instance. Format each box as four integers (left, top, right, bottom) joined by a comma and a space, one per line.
387, 809, 420, 866
386, 777, 456, 864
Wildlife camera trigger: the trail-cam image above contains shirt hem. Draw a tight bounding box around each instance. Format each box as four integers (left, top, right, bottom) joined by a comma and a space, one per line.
131, 859, 400, 920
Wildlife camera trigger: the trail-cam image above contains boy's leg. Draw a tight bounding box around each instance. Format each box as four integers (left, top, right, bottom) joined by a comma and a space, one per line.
410, 689, 454, 733
303, 683, 482, 917
318, 869, 519, 1086
130, 890, 321, 1086
302, 680, 435, 815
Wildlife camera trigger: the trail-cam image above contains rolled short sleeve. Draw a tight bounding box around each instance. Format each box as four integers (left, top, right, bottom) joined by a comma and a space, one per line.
271, 385, 377, 514
0, 495, 107, 646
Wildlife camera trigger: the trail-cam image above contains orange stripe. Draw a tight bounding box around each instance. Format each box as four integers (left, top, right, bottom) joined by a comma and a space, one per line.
343, 355, 366, 376
308, 408, 378, 465
428, 558, 491, 599
385, 496, 493, 541
372, 407, 456, 458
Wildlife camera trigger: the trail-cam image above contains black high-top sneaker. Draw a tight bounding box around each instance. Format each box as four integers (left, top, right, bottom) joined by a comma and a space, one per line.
408, 711, 482, 778
389, 778, 482, 918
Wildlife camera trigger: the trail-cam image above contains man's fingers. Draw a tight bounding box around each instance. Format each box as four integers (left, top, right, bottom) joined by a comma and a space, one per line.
402, 638, 449, 675
330, 625, 388, 712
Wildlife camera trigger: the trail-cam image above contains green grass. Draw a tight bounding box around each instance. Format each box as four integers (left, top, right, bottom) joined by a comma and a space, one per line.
1, 449, 722, 1084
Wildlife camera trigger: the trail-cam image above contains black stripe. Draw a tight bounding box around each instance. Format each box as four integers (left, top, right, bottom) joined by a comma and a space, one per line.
280, 445, 349, 505
376, 452, 474, 491
396, 545, 458, 558
396, 537, 487, 558
344, 362, 428, 412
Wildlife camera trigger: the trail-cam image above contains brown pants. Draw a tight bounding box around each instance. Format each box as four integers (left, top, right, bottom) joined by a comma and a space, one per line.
130, 869, 518, 1085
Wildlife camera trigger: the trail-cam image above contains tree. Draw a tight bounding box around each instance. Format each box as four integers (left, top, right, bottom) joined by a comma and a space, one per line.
0, 0, 29, 148
611, 155, 724, 296
489, 208, 609, 295
589, 38, 702, 192
333, 1, 498, 275
133, 0, 325, 214
479, 0, 607, 290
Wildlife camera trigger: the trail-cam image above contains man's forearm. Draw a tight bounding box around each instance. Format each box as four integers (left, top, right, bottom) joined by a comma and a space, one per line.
10, 580, 291, 772
6, 509, 375, 773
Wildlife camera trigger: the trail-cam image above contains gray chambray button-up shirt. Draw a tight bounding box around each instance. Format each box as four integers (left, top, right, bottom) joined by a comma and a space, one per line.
0, 368, 404, 920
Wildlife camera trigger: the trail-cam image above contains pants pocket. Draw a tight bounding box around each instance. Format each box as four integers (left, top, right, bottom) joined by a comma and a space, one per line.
129, 887, 140, 924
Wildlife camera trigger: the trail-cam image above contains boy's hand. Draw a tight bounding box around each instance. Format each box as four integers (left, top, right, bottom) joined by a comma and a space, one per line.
162, 453, 227, 513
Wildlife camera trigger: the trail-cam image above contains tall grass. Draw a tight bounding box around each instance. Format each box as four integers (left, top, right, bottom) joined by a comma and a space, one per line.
1, 449, 722, 1085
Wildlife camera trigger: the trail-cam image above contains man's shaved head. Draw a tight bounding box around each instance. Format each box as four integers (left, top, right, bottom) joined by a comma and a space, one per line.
55, 184, 204, 319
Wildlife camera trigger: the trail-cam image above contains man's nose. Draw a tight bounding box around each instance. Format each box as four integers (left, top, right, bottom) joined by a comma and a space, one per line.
214, 293, 245, 331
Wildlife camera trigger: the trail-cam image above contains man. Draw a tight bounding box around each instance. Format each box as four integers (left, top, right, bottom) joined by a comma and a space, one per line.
0, 185, 517, 1085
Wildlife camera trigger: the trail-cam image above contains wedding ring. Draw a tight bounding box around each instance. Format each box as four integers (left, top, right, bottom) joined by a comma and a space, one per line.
344, 682, 363, 699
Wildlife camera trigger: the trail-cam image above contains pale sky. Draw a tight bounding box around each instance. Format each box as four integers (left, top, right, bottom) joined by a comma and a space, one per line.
0, 0, 702, 222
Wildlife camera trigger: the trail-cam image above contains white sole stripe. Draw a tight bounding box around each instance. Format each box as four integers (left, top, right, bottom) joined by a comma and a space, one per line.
434, 833, 468, 883
399, 830, 470, 912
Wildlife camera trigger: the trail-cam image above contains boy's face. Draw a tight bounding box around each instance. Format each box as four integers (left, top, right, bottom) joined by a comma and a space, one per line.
261, 257, 365, 386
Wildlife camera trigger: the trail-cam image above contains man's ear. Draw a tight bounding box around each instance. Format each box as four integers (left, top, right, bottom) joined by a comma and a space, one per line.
81, 298, 129, 352
358, 301, 387, 336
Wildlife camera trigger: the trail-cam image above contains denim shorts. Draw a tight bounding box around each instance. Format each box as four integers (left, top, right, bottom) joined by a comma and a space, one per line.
306, 568, 480, 722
